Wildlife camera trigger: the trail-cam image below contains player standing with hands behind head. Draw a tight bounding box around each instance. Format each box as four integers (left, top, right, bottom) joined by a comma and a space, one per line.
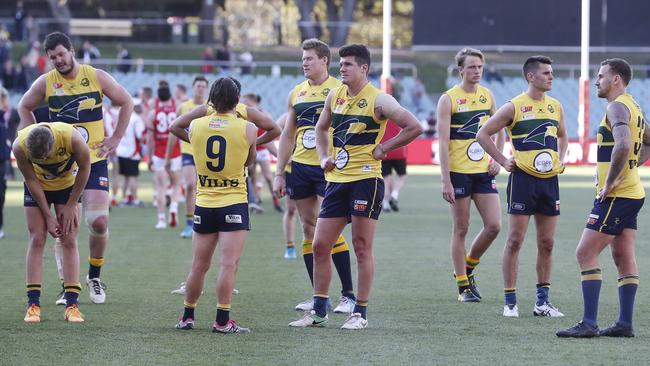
289, 44, 422, 329
437, 47, 503, 303
170, 77, 257, 334
18, 32, 134, 305
477, 56, 568, 318
558, 58, 649, 338
16, 123, 90, 323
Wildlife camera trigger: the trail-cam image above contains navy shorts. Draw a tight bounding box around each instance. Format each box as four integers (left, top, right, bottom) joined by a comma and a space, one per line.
286, 161, 326, 200
381, 159, 407, 176
86, 160, 109, 191
193, 203, 250, 234
182, 153, 195, 167
506, 170, 559, 216
24, 184, 79, 207
586, 197, 644, 235
449, 172, 498, 198
118, 157, 140, 177
319, 177, 384, 220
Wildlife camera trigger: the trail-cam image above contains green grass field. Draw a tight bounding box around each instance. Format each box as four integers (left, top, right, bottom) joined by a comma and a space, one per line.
1, 166, 649, 365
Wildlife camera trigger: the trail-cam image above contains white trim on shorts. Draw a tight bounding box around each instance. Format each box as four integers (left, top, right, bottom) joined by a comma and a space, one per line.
152, 156, 182, 172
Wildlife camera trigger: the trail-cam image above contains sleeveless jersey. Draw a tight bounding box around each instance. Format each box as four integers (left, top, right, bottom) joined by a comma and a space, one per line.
45, 64, 104, 163
18, 122, 77, 191
178, 99, 204, 155
290, 76, 341, 166
507, 93, 563, 178
190, 112, 250, 208
153, 99, 179, 158
327, 82, 387, 183
596, 93, 646, 199
445, 84, 494, 173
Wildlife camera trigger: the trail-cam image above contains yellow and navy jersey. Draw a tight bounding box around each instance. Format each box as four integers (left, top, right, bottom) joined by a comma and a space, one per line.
445, 84, 494, 173
290, 76, 341, 166
507, 93, 563, 178
190, 112, 250, 208
235, 103, 248, 121
18, 122, 78, 191
326, 82, 387, 183
596, 93, 646, 199
45, 64, 104, 164
178, 99, 204, 155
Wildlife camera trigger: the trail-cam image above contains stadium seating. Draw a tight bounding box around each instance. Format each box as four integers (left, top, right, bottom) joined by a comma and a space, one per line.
8, 71, 648, 139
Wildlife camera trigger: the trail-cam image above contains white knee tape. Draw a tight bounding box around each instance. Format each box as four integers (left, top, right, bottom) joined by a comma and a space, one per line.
85, 209, 109, 237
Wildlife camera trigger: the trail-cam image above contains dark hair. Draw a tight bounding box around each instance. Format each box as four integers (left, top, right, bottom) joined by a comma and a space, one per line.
339, 44, 371, 71
208, 77, 240, 113
175, 84, 187, 93
192, 75, 209, 86
44, 32, 73, 52
243, 93, 261, 104
157, 86, 171, 101
301, 38, 331, 67
455, 47, 485, 67
158, 80, 169, 88
522, 55, 553, 80
26, 126, 54, 159
601, 58, 632, 86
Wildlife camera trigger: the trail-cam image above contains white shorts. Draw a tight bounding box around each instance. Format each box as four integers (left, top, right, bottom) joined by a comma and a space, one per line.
152, 156, 182, 172
256, 149, 271, 162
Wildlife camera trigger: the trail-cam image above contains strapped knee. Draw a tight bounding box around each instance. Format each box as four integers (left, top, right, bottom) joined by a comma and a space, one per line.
85, 209, 109, 237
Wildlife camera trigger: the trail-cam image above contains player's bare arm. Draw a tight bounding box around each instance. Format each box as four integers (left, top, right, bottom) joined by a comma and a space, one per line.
12, 140, 61, 238
600, 101, 632, 200
170, 105, 205, 143
436, 93, 455, 203
373, 93, 423, 159
247, 106, 280, 145
488, 91, 504, 176
275, 92, 298, 176
315, 92, 335, 171
245, 122, 259, 167
478, 102, 516, 172
557, 104, 569, 168
58, 129, 91, 235
17, 75, 47, 130
96, 69, 134, 157
145, 109, 156, 170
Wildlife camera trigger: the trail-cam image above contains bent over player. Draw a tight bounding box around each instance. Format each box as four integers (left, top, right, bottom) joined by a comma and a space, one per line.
16, 123, 90, 323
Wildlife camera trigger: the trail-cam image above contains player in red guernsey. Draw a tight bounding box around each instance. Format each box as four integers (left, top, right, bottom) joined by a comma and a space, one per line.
146, 82, 182, 229
380, 120, 409, 212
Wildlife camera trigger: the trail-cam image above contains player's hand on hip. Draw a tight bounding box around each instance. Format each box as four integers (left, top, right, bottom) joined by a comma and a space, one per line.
598, 176, 625, 202
320, 156, 335, 172
488, 161, 501, 176
97, 136, 119, 158
273, 174, 286, 197
503, 158, 517, 172
372, 144, 387, 160
441, 180, 456, 205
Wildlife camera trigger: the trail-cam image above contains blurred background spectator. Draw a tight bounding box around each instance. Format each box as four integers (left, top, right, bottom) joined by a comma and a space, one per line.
116, 44, 131, 73
81, 40, 101, 64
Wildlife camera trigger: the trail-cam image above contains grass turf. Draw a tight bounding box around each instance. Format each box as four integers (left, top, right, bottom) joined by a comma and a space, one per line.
1, 166, 649, 364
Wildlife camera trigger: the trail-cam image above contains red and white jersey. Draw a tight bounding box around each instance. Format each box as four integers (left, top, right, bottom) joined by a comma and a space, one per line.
116, 113, 145, 160
153, 99, 180, 158
255, 127, 267, 151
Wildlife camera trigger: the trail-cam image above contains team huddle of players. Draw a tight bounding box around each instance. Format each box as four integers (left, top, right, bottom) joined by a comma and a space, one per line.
14, 31, 650, 337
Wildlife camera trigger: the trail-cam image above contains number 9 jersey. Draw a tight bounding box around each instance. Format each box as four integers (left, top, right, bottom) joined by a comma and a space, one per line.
190, 112, 251, 208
